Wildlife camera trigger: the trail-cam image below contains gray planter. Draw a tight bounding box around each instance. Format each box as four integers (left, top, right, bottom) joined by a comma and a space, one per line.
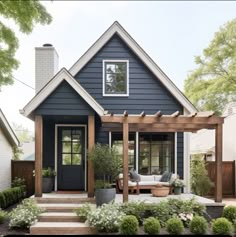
95, 188, 116, 206
174, 187, 182, 195
42, 177, 54, 193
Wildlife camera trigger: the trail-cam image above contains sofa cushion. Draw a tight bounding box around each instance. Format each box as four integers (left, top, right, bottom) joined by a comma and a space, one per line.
139, 175, 155, 182
138, 181, 159, 186
130, 170, 140, 182
154, 175, 162, 181
160, 171, 172, 182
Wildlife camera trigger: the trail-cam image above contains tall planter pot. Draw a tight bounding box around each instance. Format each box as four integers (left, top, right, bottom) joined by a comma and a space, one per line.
174, 187, 182, 195
95, 188, 116, 206
42, 177, 54, 193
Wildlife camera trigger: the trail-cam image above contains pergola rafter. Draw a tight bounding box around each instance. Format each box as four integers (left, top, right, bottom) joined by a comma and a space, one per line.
101, 110, 224, 203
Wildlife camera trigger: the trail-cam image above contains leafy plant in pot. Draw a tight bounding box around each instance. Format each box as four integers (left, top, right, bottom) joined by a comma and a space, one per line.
89, 143, 122, 206
42, 167, 56, 193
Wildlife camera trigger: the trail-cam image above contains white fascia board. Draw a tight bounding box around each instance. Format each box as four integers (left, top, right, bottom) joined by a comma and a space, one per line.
0, 109, 19, 146
69, 21, 197, 114
20, 68, 107, 118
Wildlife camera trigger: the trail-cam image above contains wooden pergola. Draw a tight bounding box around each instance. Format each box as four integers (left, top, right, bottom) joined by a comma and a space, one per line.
101, 110, 224, 203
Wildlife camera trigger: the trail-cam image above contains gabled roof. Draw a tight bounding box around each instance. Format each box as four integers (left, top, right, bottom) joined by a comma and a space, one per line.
20, 68, 107, 118
69, 21, 197, 114
0, 109, 19, 147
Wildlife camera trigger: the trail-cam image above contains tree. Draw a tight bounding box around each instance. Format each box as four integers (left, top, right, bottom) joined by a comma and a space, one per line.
190, 155, 214, 196
184, 18, 236, 114
12, 122, 34, 143
0, 0, 52, 87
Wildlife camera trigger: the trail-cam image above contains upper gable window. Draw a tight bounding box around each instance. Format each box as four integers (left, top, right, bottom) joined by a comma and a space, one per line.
103, 60, 129, 96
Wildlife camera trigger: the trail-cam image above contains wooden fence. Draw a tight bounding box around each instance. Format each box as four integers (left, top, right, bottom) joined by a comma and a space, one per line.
11, 160, 35, 197
206, 160, 235, 197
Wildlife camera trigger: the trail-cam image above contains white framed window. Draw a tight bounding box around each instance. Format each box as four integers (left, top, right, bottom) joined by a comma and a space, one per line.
103, 60, 129, 96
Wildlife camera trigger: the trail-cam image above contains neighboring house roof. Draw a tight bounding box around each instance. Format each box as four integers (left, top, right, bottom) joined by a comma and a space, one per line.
70, 21, 197, 114
23, 153, 35, 161
0, 109, 19, 147
20, 68, 108, 118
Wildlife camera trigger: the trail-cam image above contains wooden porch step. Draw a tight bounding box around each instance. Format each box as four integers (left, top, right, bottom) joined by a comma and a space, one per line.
30, 222, 97, 235
37, 203, 95, 212
38, 212, 83, 222
35, 197, 95, 204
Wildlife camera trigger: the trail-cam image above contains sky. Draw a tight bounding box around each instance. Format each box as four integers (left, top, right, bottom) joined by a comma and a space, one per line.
0, 1, 235, 133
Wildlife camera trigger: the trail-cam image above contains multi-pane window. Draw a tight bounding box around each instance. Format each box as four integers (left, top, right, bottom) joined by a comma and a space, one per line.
139, 133, 174, 175
111, 133, 135, 171
61, 129, 82, 165
103, 60, 129, 96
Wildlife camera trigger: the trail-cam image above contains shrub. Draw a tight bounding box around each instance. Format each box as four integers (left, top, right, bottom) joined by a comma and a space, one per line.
143, 217, 160, 235
0, 193, 6, 209
0, 209, 7, 224
166, 217, 184, 235
119, 215, 139, 235
212, 217, 233, 235
189, 216, 208, 235
12, 177, 26, 188
0, 187, 25, 209
121, 201, 146, 225
73, 203, 95, 222
233, 220, 236, 234
223, 205, 236, 223
9, 198, 44, 229
190, 155, 214, 196
87, 202, 125, 233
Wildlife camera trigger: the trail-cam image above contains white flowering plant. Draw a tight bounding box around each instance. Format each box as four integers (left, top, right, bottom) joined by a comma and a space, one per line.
178, 212, 193, 227
9, 198, 44, 229
171, 178, 185, 188
87, 201, 125, 233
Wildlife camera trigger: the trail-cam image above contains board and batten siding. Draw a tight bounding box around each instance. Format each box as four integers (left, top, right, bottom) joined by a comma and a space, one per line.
75, 33, 184, 177
0, 127, 13, 191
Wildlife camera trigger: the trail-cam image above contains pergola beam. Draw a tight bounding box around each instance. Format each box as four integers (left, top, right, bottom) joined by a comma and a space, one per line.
154, 111, 162, 117
101, 115, 224, 125
171, 111, 180, 117
140, 111, 146, 117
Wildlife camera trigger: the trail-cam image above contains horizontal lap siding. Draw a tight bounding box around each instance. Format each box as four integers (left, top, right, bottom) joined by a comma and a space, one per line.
35, 81, 94, 116
75, 34, 183, 115
75, 33, 183, 146
177, 132, 183, 178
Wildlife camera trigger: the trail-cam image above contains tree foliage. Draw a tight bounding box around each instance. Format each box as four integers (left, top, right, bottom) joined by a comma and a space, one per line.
184, 18, 236, 114
190, 154, 214, 196
0, 0, 52, 87
12, 122, 34, 143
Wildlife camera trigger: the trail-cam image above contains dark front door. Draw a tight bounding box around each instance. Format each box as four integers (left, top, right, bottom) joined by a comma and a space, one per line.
58, 126, 85, 190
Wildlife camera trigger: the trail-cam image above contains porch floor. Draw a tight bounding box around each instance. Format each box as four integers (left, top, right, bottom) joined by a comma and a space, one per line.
33, 192, 215, 205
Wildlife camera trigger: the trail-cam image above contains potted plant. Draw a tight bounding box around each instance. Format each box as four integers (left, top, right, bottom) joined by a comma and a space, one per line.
171, 178, 185, 195
42, 167, 56, 193
88, 143, 122, 206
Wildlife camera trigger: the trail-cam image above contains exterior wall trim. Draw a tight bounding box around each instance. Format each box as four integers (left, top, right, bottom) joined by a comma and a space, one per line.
0, 109, 19, 146
69, 21, 197, 113
54, 124, 87, 191
20, 68, 107, 118
102, 60, 129, 97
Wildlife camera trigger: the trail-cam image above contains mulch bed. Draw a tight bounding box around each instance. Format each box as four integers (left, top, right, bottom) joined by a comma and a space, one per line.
0, 202, 29, 236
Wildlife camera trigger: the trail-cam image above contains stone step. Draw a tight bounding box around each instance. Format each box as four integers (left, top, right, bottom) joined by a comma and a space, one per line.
30, 222, 97, 235
38, 212, 84, 222
35, 197, 95, 204
38, 203, 95, 212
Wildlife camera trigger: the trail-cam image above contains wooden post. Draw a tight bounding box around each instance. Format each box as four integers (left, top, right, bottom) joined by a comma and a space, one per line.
88, 115, 95, 197
215, 124, 223, 202
123, 119, 129, 202
35, 115, 43, 197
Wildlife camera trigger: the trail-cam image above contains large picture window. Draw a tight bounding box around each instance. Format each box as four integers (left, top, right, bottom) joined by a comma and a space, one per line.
111, 133, 135, 171
139, 133, 174, 175
103, 60, 129, 96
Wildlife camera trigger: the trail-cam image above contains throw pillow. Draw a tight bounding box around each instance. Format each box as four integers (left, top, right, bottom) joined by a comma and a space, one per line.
129, 170, 140, 182
160, 171, 171, 182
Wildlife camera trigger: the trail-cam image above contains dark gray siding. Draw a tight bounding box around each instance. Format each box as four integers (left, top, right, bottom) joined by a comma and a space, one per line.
75, 33, 183, 115
177, 132, 183, 178
42, 116, 88, 170
35, 81, 94, 116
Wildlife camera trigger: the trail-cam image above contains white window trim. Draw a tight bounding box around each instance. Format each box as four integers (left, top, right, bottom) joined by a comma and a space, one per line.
102, 60, 129, 97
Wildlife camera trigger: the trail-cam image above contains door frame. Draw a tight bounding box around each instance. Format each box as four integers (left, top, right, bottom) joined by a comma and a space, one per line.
54, 124, 87, 191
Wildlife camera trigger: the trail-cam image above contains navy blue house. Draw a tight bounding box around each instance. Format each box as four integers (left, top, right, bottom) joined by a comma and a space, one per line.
21, 21, 198, 197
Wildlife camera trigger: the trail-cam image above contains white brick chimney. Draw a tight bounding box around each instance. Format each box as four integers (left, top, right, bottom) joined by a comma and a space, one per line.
35, 43, 59, 93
